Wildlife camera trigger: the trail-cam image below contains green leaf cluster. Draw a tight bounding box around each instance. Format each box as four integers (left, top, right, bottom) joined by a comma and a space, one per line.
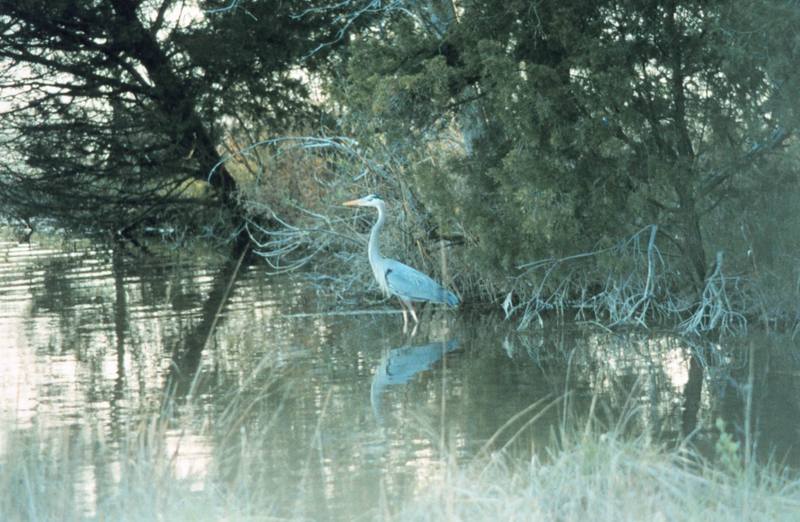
332, 0, 800, 304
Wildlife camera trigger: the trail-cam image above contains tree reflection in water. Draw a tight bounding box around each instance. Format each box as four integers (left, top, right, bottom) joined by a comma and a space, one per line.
1, 240, 800, 519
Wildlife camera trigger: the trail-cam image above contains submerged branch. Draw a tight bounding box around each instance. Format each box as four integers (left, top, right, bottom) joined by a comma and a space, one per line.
679, 252, 747, 335
507, 225, 753, 335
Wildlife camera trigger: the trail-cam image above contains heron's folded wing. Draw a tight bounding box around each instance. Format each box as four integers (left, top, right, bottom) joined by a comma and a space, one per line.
384, 260, 449, 302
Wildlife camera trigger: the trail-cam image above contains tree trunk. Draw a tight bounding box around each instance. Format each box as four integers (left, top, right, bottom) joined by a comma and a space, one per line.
666, 0, 707, 290
673, 178, 707, 290
411, 1, 489, 157
110, 2, 250, 256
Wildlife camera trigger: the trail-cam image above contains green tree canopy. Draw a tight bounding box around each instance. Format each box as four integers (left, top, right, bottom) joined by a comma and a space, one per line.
330, 0, 800, 314
0, 0, 341, 243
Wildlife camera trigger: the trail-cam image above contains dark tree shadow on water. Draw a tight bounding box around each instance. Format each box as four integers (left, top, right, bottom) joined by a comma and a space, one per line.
679, 335, 800, 469
681, 349, 705, 438
110, 247, 129, 439
165, 247, 251, 398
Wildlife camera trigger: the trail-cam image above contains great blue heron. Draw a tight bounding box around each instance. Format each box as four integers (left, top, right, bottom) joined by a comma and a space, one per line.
343, 194, 459, 328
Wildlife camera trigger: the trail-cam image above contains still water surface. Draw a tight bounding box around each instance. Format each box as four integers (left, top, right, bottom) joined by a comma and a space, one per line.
1, 239, 798, 519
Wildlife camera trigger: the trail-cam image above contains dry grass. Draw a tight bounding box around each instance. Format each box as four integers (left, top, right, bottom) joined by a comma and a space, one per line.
2, 405, 799, 522
394, 431, 800, 522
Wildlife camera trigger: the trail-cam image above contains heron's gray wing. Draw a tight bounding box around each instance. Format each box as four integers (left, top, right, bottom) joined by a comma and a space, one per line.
383, 339, 460, 383
383, 259, 456, 304
371, 339, 459, 424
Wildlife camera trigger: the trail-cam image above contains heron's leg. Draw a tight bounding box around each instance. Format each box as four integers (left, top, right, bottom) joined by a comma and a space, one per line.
398, 300, 410, 332
408, 303, 419, 324
409, 320, 419, 337
399, 298, 419, 324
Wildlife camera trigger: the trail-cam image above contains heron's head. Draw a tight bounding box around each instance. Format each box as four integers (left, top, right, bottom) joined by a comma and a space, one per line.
343, 194, 384, 208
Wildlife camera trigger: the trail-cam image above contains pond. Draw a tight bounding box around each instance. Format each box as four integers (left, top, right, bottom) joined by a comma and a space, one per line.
1, 239, 798, 520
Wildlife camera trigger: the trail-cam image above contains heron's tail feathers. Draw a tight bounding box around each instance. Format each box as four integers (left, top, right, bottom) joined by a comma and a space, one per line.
444, 290, 460, 308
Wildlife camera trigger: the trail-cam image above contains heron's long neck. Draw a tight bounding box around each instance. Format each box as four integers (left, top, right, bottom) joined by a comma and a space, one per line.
368, 203, 385, 265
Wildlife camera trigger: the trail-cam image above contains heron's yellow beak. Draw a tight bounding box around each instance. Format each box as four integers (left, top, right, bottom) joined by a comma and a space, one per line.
342, 198, 362, 207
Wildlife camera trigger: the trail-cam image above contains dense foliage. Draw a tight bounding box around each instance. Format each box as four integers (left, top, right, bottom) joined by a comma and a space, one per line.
0, 0, 341, 242
326, 0, 800, 327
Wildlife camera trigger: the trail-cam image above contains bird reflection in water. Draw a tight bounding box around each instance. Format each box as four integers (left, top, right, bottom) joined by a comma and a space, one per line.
370, 339, 460, 424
